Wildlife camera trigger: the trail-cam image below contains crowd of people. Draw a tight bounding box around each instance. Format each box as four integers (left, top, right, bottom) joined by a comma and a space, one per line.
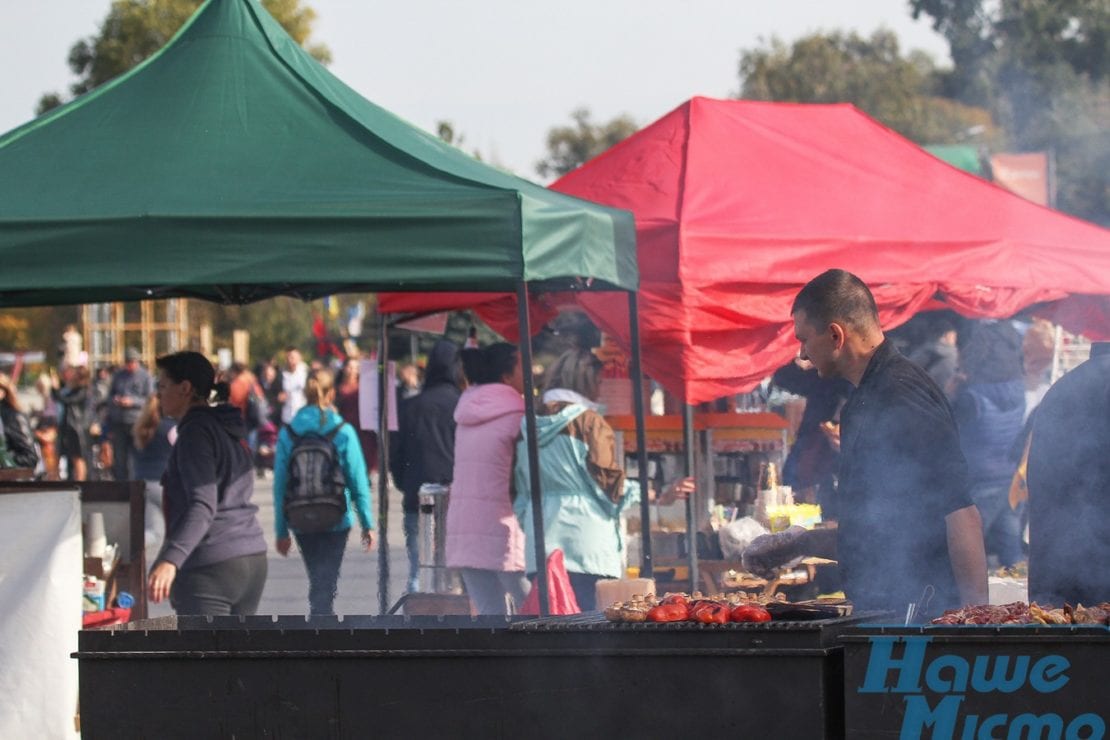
2, 280, 1103, 619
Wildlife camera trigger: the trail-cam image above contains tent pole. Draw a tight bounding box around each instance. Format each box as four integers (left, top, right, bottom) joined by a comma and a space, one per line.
517, 282, 549, 616
628, 292, 653, 578
377, 313, 391, 615
683, 402, 699, 594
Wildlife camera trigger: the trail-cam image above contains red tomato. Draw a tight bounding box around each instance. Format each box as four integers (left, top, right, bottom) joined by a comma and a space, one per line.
730, 604, 772, 623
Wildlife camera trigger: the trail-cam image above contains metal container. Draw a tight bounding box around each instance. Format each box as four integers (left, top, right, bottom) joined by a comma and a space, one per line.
416, 482, 454, 593
76, 612, 881, 738
841, 624, 1110, 739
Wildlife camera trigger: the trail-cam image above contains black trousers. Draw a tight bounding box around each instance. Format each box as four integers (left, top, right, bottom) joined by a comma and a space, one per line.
171, 552, 268, 616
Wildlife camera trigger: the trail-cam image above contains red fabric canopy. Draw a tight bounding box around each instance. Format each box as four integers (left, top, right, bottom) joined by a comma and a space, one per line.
550, 97, 1110, 404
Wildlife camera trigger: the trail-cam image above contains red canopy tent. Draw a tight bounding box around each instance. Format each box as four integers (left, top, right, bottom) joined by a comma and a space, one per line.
548, 97, 1110, 404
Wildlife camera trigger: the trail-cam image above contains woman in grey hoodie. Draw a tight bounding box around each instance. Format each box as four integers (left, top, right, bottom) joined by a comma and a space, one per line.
147, 351, 268, 616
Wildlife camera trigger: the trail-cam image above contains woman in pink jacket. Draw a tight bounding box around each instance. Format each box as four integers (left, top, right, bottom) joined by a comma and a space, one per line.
446, 343, 531, 615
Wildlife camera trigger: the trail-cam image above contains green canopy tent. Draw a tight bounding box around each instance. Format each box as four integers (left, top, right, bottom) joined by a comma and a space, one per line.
0, 0, 643, 615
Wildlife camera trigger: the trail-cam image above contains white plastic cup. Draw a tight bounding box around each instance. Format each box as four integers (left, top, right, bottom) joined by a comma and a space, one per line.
86, 512, 107, 559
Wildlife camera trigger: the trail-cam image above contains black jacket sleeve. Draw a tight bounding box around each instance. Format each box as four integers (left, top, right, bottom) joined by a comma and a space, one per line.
3, 408, 39, 469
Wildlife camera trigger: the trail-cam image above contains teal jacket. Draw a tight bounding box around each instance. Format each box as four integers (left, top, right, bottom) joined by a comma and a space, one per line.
514, 401, 639, 578
273, 406, 373, 539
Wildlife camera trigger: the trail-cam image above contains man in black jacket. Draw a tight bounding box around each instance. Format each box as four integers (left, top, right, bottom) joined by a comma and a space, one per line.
391, 340, 463, 593
745, 270, 987, 617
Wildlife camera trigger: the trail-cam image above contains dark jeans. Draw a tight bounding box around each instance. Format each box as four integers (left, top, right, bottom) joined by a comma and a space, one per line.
109, 421, 134, 481
170, 552, 267, 616
568, 572, 603, 612
294, 529, 350, 615
970, 483, 1023, 568
403, 510, 419, 592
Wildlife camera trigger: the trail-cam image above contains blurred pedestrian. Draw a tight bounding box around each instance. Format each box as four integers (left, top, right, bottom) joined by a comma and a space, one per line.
392, 340, 463, 593
132, 395, 176, 551
108, 347, 154, 480
952, 322, 1026, 568
336, 357, 378, 472
56, 364, 93, 481
279, 347, 308, 427
0, 373, 38, 470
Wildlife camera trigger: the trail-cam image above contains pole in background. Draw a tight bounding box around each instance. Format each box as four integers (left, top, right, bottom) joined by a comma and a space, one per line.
628, 292, 653, 578
682, 402, 698, 594
377, 313, 391, 615
516, 282, 549, 616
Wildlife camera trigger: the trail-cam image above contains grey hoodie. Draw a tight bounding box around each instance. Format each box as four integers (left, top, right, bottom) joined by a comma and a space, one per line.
157, 405, 266, 570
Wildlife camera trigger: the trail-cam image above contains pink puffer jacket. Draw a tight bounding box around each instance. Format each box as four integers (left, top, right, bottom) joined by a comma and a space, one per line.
445, 383, 526, 572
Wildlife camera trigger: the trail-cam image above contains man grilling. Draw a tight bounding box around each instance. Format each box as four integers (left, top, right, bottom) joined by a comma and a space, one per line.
744, 269, 987, 618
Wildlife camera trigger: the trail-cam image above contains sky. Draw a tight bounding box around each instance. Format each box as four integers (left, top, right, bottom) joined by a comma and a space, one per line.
0, 0, 951, 180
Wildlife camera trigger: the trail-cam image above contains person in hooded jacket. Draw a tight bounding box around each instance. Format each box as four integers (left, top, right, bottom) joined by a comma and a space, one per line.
952, 322, 1026, 568
513, 349, 639, 611
0, 372, 39, 470
446, 343, 530, 615
147, 351, 268, 616
391, 339, 463, 593
272, 368, 374, 615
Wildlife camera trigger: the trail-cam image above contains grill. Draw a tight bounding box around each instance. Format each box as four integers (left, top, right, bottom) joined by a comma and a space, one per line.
77, 612, 882, 738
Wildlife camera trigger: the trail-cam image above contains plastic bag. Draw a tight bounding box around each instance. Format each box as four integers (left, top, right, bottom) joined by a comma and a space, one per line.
718, 516, 769, 560
519, 548, 581, 615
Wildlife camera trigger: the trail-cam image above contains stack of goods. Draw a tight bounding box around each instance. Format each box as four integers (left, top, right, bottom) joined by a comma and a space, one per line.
602, 591, 850, 624
931, 601, 1110, 625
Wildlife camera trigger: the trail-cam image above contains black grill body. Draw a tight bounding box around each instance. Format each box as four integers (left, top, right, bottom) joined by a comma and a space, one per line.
841, 624, 1110, 739
77, 612, 879, 738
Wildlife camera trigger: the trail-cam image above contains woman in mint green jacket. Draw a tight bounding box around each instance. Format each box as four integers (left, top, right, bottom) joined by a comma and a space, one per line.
273, 369, 373, 615
514, 349, 639, 611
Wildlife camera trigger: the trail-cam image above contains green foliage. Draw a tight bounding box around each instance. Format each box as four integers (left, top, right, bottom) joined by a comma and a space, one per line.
911, 0, 1109, 224
738, 29, 999, 144
0, 307, 80, 356
37, 0, 330, 113
536, 108, 639, 179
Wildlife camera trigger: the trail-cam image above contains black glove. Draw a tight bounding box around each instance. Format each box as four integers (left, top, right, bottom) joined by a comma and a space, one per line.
742, 525, 810, 577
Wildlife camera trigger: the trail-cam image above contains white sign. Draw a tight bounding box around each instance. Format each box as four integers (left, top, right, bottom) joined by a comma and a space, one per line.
358, 359, 399, 432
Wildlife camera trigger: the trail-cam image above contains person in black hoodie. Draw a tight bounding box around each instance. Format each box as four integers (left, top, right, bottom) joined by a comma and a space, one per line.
147, 351, 268, 616
391, 340, 463, 593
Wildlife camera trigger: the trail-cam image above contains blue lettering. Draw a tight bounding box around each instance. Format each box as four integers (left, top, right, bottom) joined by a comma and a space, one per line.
979, 713, 1008, 739
972, 655, 1031, 694
926, 654, 971, 693
1066, 714, 1106, 740
1008, 713, 1064, 740
1030, 656, 1071, 694
901, 694, 962, 740
861, 637, 931, 693
962, 715, 980, 740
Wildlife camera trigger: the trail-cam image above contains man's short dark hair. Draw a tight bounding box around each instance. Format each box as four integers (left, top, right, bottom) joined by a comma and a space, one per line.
791, 269, 880, 334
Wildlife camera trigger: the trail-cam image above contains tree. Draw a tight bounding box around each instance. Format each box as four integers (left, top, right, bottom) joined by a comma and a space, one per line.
910, 0, 1109, 224
37, 0, 330, 114
535, 108, 639, 179
738, 30, 999, 145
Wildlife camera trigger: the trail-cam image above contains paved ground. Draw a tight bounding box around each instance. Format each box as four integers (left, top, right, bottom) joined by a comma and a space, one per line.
148, 472, 414, 618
